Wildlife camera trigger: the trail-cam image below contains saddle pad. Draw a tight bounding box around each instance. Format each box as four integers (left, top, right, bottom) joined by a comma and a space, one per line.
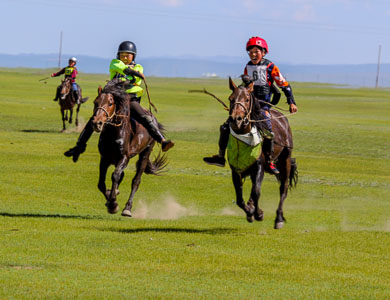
227, 133, 262, 174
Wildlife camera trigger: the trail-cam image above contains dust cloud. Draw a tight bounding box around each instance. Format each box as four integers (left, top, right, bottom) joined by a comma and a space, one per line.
132, 196, 200, 220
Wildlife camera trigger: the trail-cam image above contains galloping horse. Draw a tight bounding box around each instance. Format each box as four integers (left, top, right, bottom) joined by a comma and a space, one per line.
91, 79, 166, 217
58, 78, 88, 131
227, 77, 298, 229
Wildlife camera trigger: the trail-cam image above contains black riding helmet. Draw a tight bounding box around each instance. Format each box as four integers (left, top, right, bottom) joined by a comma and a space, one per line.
117, 41, 137, 60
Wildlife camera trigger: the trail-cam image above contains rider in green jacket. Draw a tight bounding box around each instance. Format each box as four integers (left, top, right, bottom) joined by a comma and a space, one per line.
64, 41, 174, 162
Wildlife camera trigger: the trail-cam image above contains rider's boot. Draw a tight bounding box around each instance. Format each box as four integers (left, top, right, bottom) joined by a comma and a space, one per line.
203, 121, 229, 167
143, 115, 174, 152
73, 90, 80, 104
263, 137, 279, 175
64, 119, 94, 162
53, 87, 60, 101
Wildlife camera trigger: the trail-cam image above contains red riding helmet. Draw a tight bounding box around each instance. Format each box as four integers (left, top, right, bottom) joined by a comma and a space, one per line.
246, 36, 269, 54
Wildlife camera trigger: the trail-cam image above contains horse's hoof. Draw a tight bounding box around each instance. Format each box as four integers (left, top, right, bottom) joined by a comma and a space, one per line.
121, 209, 132, 217
106, 202, 119, 214
75, 121, 78, 126
274, 222, 284, 229
246, 215, 254, 223
254, 213, 264, 221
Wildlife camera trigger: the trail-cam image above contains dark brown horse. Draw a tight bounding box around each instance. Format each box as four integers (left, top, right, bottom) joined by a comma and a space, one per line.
91, 79, 166, 216
58, 78, 88, 131
227, 77, 298, 229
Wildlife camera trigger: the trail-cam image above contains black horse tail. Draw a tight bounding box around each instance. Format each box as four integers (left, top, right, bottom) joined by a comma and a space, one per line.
144, 152, 168, 175
289, 158, 298, 190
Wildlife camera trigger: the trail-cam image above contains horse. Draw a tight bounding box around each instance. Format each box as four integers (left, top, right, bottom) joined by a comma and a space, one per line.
58, 78, 88, 131
227, 77, 298, 229
91, 79, 167, 217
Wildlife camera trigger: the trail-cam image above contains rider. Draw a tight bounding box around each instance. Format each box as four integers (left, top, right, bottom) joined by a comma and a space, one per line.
203, 36, 298, 175
51, 57, 81, 103
64, 41, 174, 162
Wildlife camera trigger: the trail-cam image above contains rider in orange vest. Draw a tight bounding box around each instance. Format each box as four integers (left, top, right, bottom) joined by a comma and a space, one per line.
51, 57, 81, 103
203, 36, 298, 175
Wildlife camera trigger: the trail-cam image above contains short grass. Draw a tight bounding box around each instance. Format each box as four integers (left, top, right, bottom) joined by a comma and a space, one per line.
0, 68, 389, 299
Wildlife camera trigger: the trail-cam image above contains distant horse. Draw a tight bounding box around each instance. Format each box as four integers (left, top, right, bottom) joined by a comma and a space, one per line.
91, 79, 167, 216
227, 77, 298, 229
58, 78, 88, 131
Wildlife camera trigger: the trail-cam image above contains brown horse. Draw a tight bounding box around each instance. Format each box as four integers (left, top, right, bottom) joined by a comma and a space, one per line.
227, 77, 298, 229
58, 78, 88, 131
91, 79, 166, 216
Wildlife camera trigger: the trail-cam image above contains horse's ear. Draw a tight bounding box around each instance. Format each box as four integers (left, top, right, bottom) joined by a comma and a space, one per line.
229, 76, 237, 91
247, 81, 254, 93
98, 86, 102, 95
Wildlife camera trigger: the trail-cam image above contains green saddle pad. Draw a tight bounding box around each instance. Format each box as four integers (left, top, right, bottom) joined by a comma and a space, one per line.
227, 127, 262, 173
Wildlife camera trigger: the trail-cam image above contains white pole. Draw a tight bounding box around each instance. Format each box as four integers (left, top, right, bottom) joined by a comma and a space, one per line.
375, 45, 381, 88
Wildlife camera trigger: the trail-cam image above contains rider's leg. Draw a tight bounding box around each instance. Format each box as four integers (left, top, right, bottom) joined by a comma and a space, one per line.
53, 86, 60, 101
130, 101, 174, 152
203, 120, 229, 167
64, 118, 94, 162
261, 109, 279, 175
72, 83, 80, 104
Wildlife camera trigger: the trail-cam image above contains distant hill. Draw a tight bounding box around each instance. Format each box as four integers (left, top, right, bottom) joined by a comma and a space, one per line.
1, 53, 389, 87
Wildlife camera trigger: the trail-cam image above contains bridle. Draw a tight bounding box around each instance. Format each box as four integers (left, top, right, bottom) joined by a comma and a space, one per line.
229, 87, 253, 127
94, 95, 126, 127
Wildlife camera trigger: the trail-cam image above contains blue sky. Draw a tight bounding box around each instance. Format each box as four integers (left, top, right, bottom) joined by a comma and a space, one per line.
1, 0, 389, 65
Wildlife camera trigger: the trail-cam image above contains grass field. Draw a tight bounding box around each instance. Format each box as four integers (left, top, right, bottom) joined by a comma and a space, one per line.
0, 68, 389, 299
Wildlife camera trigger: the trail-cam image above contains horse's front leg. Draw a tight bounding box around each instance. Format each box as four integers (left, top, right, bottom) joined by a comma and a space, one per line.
250, 163, 265, 221
75, 104, 80, 126
232, 171, 254, 222
122, 147, 152, 217
69, 108, 73, 124
61, 109, 66, 131
98, 158, 110, 199
106, 156, 129, 214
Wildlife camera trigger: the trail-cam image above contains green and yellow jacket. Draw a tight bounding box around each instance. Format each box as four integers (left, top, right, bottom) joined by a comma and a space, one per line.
109, 59, 144, 97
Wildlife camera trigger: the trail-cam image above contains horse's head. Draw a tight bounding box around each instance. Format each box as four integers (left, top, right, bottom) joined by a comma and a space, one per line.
228, 77, 254, 133
60, 78, 72, 100
92, 86, 116, 132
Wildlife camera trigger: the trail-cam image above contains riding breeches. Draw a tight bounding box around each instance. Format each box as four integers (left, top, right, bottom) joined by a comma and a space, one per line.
130, 101, 164, 143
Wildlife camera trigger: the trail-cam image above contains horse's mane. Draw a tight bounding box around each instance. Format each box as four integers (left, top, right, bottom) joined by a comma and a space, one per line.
102, 78, 132, 106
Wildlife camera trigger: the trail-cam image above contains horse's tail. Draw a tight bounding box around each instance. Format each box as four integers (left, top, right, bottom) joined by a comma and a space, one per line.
81, 97, 89, 103
289, 158, 298, 190
144, 151, 168, 175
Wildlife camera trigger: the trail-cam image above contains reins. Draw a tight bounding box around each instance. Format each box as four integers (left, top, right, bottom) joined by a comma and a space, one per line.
188, 88, 296, 120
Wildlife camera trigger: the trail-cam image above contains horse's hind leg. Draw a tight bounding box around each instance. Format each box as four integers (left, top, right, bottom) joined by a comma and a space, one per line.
250, 164, 265, 222
75, 104, 80, 126
122, 147, 153, 217
232, 171, 254, 222
274, 152, 291, 229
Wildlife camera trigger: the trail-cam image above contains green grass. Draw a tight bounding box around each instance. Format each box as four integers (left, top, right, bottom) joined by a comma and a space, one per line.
0, 68, 389, 299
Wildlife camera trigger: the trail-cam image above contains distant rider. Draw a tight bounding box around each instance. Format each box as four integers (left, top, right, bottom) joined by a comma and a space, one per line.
51, 57, 81, 104
64, 41, 174, 162
203, 36, 298, 175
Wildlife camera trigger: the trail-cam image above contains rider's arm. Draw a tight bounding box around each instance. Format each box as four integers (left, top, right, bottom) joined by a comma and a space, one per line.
51, 68, 65, 77
270, 64, 296, 106
71, 68, 78, 80
123, 67, 144, 80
